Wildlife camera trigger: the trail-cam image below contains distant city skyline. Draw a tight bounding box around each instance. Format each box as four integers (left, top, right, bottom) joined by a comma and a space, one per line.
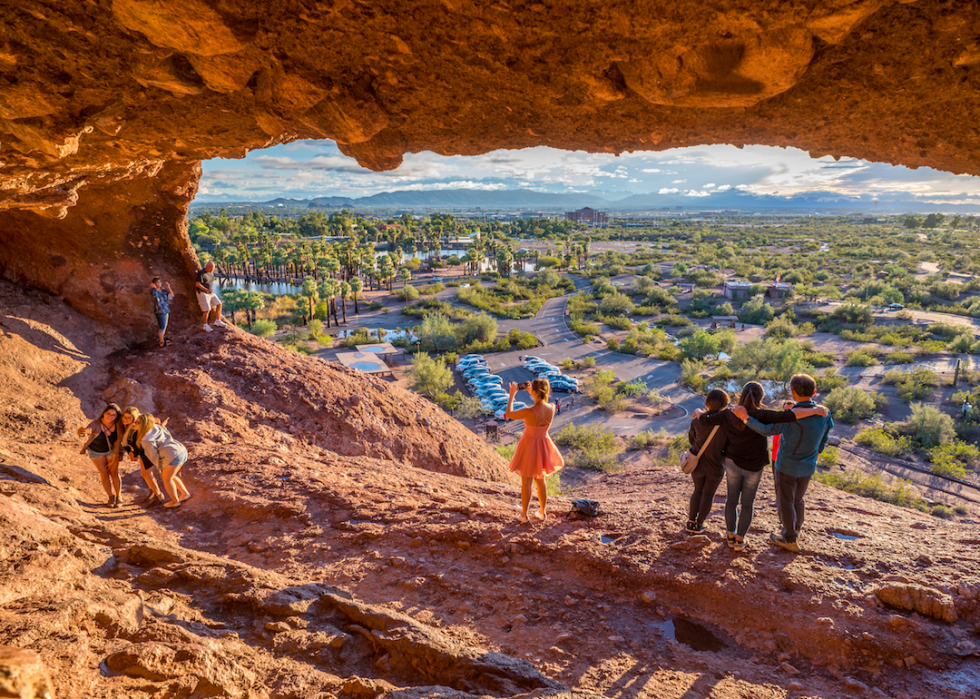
198, 140, 980, 207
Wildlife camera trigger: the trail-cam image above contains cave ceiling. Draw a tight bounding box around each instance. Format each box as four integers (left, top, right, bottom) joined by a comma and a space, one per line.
1, 0, 979, 218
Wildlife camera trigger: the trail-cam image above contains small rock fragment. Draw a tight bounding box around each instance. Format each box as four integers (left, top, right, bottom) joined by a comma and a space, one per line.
409, 537, 424, 548
780, 661, 799, 675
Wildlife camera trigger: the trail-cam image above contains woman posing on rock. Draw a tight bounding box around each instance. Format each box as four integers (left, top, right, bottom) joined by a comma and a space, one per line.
686, 389, 730, 536
77, 403, 124, 508
136, 414, 190, 509
120, 407, 165, 507
505, 378, 564, 523
693, 381, 827, 552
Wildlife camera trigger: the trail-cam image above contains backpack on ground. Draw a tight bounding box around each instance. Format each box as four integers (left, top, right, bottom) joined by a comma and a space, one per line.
568, 499, 600, 518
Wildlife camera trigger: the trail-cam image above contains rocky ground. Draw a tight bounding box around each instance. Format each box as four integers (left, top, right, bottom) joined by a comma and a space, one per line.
1, 278, 979, 699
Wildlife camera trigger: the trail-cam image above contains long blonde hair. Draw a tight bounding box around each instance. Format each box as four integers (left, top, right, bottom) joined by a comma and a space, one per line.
135, 413, 157, 445
121, 407, 141, 442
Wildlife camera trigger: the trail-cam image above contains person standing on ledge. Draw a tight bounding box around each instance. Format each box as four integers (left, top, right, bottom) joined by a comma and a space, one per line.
735, 374, 833, 554
150, 276, 174, 347
504, 378, 564, 523
195, 260, 226, 332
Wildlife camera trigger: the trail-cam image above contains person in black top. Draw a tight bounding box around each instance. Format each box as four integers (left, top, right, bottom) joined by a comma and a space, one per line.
194, 260, 227, 332
686, 389, 730, 534
77, 403, 123, 507
120, 407, 165, 506
694, 381, 827, 551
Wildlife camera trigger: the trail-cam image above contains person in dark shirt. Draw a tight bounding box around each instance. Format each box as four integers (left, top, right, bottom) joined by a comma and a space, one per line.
150, 276, 174, 347
194, 260, 226, 332
695, 381, 827, 551
77, 403, 123, 507
686, 389, 730, 534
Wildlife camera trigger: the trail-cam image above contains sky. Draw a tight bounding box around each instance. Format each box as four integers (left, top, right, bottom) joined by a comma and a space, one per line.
197, 140, 980, 205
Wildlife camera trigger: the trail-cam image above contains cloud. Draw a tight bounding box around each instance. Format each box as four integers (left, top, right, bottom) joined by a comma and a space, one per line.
659, 188, 679, 194
684, 190, 711, 197
703, 183, 716, 188
716, 184, 732, 192
672, 179, 687, 184
641, 168, 662, 173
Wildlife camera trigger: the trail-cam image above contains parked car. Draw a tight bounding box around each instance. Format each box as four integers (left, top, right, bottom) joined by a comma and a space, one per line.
887, 303, 905, 311
496, 402, 527, 419
456, 359, 487, 372
522, 357, 543, 368
469, 375, 502, 387
463, 369, 491, 382
530, 364, 559, 375
476, 386, 505, 399
550, 380, 579, 393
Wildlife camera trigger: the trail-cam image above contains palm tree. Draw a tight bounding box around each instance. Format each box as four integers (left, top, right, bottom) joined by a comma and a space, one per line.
339, 280, 350, 324
319, 279, 338, 327
244, 291, 265, 329
349, 277, 363, 314
300, 277, 318, 324
221, 288, 246, 325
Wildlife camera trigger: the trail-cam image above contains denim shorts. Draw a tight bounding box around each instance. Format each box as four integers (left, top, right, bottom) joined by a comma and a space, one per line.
87, 448, 113, 460
155, 313, 169, 332
165, 445, 188, 468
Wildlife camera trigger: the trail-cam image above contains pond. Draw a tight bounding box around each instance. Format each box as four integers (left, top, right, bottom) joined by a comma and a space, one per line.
336, 327, 419, 343
217, 279, 303, 295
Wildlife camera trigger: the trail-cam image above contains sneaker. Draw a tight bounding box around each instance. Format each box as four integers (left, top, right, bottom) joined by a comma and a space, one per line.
770, 533, 800, 553
213, 319, 227, 328
203, 324, 212, 332
687, 522, 707, 535
726, 532, 736, 548
733, 538, 745, 552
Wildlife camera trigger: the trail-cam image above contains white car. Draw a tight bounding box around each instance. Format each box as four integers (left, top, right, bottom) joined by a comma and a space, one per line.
522, 357, 543, 368
495, 402, 527, 419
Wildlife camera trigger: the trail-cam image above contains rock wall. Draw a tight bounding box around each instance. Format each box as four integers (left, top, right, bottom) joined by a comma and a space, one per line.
0, 162, 201, 339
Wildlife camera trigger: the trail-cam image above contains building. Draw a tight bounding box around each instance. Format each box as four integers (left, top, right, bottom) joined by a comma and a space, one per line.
767, 282, 796, 300
723, 280, 754, 300
565, 207, 608, 227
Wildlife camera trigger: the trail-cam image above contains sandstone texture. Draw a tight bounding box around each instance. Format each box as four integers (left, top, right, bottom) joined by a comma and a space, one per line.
4, 0, 980, 333
1, 279, 980, 699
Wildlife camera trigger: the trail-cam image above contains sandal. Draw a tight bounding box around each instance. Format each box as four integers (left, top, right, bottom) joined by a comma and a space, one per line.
163, 501, 182, 509
733, 538, 745, 552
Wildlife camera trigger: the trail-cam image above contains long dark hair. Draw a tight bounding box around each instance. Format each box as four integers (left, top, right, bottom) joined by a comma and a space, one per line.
737, 382, 765, 411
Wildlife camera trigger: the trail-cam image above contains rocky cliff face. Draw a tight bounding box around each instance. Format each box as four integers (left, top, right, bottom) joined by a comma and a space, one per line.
1, 280, 979, 699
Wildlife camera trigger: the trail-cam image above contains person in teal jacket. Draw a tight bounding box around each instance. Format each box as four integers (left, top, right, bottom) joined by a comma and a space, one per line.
734, 373, 833, 553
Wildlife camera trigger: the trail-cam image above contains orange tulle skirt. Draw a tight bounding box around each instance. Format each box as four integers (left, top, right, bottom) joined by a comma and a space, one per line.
508, 425, 564, 479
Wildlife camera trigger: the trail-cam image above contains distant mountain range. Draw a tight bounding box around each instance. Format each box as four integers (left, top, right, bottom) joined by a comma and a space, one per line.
192, 188, 980, 213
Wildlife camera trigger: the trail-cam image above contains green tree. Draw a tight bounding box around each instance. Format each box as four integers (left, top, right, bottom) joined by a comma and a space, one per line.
598, 293, 635, 316
349, 277, 364, 314
457, 313, 498, 345
922, 213, 946, 229
220, 287, 247, 325
419, 312, 458, 352
244, 291, 265, 329
300, 277, 318, 323
905, 404, 955, 447
680, 330, 721, 360
737, 296, 775, 325
408, 352, 454, 399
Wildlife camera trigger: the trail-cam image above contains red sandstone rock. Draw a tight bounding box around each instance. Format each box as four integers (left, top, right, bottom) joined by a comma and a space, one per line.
0, 646, 55, 699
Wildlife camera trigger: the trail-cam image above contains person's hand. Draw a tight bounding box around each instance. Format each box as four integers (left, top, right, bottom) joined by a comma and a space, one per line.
733, 405, 749, 421
164, 281, 172, 290
77, 426, 91, 437
692, 408, 704, 418
815, 405, 830, 417
508, 382, 518, 397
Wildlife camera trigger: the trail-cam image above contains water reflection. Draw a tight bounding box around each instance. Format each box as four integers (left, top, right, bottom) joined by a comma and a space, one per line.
217, 279, 302, 295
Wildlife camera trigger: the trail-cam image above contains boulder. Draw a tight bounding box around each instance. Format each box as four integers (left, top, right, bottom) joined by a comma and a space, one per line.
875, 584, 957, 624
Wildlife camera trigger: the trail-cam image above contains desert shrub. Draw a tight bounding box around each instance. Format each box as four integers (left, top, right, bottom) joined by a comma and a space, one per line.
419, 282, 445, 295
927, 440, 979, 478
647, 390, 664, 407
948, 333, 976, 354
765, 317, 798, 338
368, 300, 385, 311
679, 359, 708, 393
249, 319, 277, 338
396, 284, 420, 302
855, 426, 914, 457
571, 319, 601, 336
607, 338, 620, 352
583, 355, 597, 368
561, 357, 574, 370
884, 367, 940, 402
618, 379, 648, 397
553, 423, 622, 471
931, 505, 953, 519
813, 470, 927, 511
598, 314, 633, 330
628, 430, 662, 450
495, 442, 516, 460
817, 446, 839, 469
657, 344, 682, 361
816, 368, 848, 392
824, 387, 883, 424
845, 350, 878, 367
805, 350, 835, 368
904, 403, 956, 448
955, 505, 969, 515
598, 293, 635, 316
885, 351, 915, 364
738, 297, 775, 325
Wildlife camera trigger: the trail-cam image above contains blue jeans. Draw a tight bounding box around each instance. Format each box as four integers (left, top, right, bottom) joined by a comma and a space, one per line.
724, 458, 763, 538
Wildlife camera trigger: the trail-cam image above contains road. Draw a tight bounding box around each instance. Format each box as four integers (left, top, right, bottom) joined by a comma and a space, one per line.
817, 302, 980, 334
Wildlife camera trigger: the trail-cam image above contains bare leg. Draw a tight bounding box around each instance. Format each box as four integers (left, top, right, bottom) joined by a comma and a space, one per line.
140, 467, 163, 497
213, 302, 223, 323
90, 457, 112, 498
172, 464, 190, 500
533, 477, 547, 519
107, 458, 121, 498
519, 477, 533, 522
201, 309, 209, 326
161, 465, 180, 506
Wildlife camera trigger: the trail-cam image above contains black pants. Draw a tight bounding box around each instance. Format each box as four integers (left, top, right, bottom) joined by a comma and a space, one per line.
775, 470, 811, 543
688, 470, 724, 527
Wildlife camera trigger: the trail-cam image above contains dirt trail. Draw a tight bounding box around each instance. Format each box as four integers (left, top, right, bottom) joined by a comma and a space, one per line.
1, 280, 979, 699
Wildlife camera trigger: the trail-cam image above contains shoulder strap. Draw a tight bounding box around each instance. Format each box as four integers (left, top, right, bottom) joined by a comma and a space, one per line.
695, 425, 720, 456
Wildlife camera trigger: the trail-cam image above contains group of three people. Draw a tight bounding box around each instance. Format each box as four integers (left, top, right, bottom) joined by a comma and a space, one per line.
78, 404, 191, 509
687, 374, 834, 553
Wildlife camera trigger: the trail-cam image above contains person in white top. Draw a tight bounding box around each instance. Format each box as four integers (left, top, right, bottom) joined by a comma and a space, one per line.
136, 414, 191, 508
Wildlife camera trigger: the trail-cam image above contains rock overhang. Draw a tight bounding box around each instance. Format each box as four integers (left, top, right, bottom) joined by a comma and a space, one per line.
2, 0, 980, 327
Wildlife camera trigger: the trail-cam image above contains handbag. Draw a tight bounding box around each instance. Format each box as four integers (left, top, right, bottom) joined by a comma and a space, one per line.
679, 425, 720, 475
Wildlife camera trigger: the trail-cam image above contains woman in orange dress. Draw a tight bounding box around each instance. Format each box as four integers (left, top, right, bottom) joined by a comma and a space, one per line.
505, 378, 564, 523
